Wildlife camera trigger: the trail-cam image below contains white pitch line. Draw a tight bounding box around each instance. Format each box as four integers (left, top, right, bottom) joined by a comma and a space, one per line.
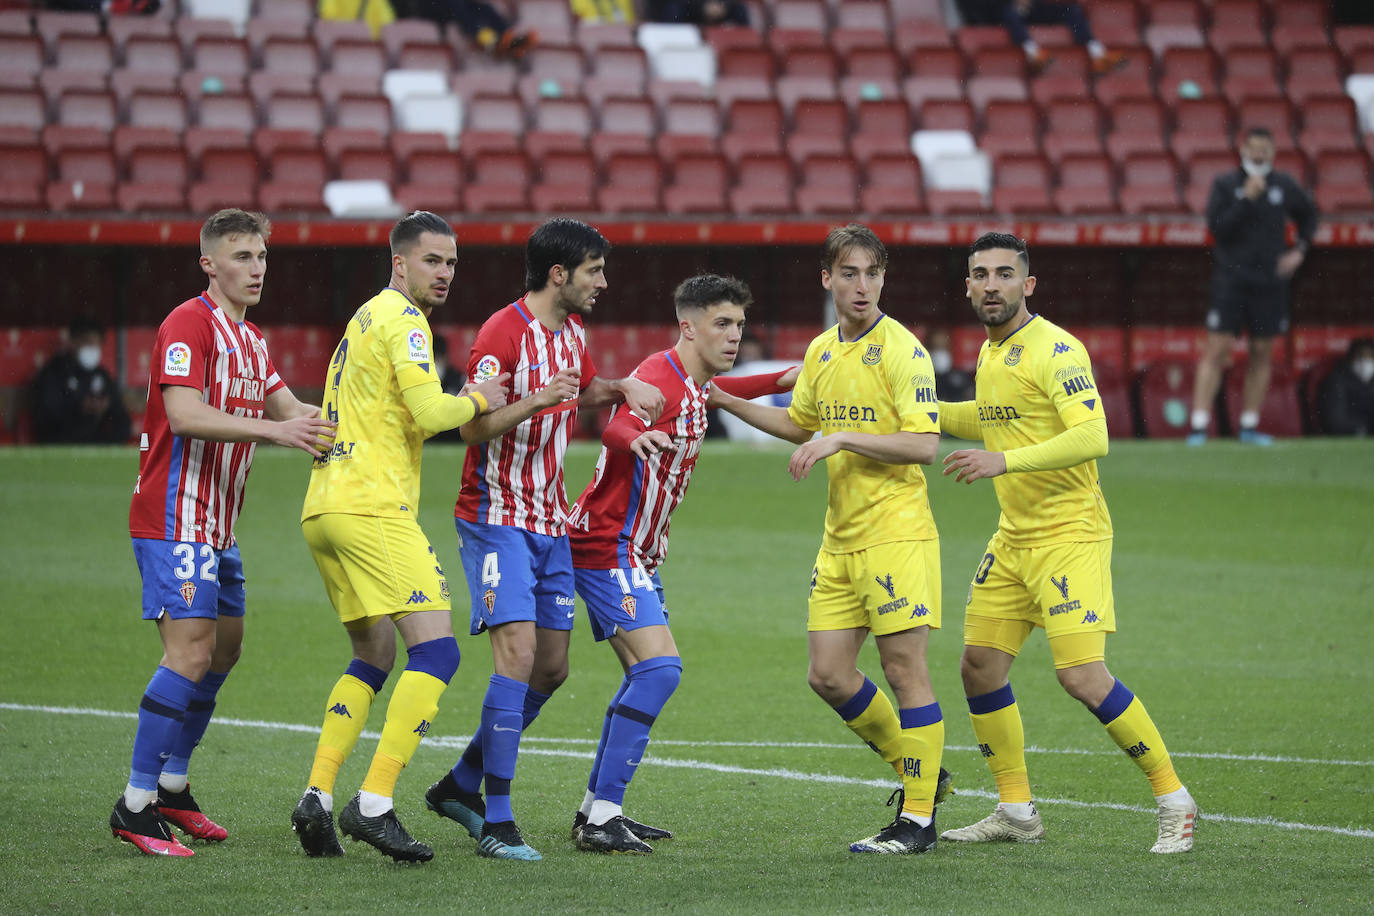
3, 702, 1371, 840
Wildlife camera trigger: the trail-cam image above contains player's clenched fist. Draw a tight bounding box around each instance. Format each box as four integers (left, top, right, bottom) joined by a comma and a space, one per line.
537, 367, 581, 406
467, 372, 511, 413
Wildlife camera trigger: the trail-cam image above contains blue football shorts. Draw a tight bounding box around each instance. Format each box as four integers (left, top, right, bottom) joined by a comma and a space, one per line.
131, 537, 245, 621
574, 565, 668, 642
456, 518, 576, 635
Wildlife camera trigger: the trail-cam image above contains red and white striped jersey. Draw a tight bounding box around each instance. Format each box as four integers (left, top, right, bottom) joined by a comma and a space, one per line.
568, 349, 706, 572
455, 298, 596, 536
129, 293, 284, 549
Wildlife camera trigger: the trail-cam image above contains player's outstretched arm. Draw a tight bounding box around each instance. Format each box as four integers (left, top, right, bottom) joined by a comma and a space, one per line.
403, 373, 510, 437
164, 384, 335, 457
789, 430, 938, 481
944, 417, 1107, 484
936, 399, 982, 441
581, 375, 665, 422
706, 385, 812, 444
460, 367, 579, 444
265, 387, 321, 421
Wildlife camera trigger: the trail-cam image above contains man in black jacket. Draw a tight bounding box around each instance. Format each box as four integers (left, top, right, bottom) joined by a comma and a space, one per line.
1321, 338, 1374, 436
30, 317, 131, 444
1188, 127, 1317, 446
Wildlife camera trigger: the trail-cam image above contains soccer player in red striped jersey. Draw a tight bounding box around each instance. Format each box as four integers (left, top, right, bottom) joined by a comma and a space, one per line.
113, 210, 334, 857
565, 273, 797, 853
427, 219, 664, 860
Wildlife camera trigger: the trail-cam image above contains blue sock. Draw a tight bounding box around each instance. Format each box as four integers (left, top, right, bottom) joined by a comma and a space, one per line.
594, 657, 682, 806
452, 685, 552, 794
479, 674, 527, 823
163, 670, 228, 781
588, 676, 631, 794
128, 667, 195, 793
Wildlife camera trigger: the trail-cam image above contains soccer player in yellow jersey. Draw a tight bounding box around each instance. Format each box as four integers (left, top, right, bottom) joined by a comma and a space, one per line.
938, 232, 1197, 854
290, 212, 510, 862
710, 224, 949, 854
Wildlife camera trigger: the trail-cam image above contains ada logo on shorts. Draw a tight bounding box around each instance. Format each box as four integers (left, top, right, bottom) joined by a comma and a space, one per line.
407, 328, 430, 362
473, 354, 501, 382
165, 342, 192, 377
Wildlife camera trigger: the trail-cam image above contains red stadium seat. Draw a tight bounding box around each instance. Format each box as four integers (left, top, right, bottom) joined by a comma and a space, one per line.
840, 44, 902, 82
460, 93, 527, 158
1273, 0, 1328, 31
1145, 0, 1202, 28
919, 98, 975, 133
195, 92, 257, 133
0, 137, 45, 208
907, 46, 964, 80
262, 92, 325, 136
859, 153, 924, 215
991, 153, 1053, 214
979, 99, 1041, 159
663, 151, 729, 214
47, 145, 116, 211
1042, 98, 1105, 163
260, 147, 328, 213
591, 96, 656, 164
729, 153, 795, 215
1053, 153, 1116, 215
925, 188, 990, 215
1117, 152, 1184, 214
1224, 363, 1303, 437
787, 98, 848, 164
1084, 0, 1142, 47
1221, 45, 1280, 106
1297, 95, 1360, 159
327, 39, 386, 80
527, 96, 593, 158
720, 98, 784, 163
1157, 46, 1219, 100
794, 153, 859, 215
955, 25, 1013, 57
335, 146, 396, 183
395, 148, 462, 213
1312, 150, 1374, 214
851, 99, 912, 164
531, 151, 596, 213
971, 45, 1026, 79
598, 151, 663, 214
189, 36, 251, 78
772, 1, 828, 32
120, 34, 182, 74
1169, 98, 1232, 161
1235, 95, 1297, 151
1134, 358, 1206, 438
126, 91, 188, 133
655, 97, 720, 159
464, 150, 532, 213
259, 36, 319, 78
1105, 96, 1168, 163
965, 75, 1027, 113
0, 87, 44, 136
578, 22, 636, 54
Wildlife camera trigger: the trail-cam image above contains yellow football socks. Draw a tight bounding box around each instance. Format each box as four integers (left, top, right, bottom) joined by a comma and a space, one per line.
359, 669, 445, 799
1095, 679, 1183, 797
308, 673, 376, 795
968, 686, 1033, 805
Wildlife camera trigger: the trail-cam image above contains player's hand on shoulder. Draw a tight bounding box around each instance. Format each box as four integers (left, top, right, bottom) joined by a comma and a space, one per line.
277, 413, 336, 457
942, 448, 1006, 483
630, 429, 676, 459
537, 367, 581, 406
468, 372, 510, 413
620, 377, 665, 422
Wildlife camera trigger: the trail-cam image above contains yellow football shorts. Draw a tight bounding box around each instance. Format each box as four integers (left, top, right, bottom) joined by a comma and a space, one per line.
963, 532, 1114, 668
808, 538, 941, 636
302, 513, 452, 626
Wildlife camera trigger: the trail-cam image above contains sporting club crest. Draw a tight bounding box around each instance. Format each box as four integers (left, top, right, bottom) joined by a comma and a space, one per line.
179, 581, 197, 607
482, 588, 496, 614
621, 594, 637, 619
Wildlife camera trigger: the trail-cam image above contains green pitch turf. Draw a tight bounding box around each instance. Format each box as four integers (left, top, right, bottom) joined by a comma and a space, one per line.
1, 438, 1371, 913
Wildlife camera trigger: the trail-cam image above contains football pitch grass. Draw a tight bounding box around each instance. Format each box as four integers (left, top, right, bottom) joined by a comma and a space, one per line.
1, 438, 1371, 913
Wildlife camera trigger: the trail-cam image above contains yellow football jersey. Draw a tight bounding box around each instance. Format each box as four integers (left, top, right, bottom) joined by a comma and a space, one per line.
972, 314, 1112, 546
788, 315, 940, 552
302, 288, 439, 521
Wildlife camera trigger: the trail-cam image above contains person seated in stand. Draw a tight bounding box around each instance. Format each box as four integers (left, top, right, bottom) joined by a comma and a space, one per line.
1320, 338, 1374, 436
30, 317, 132, 444
394, 0, 537, 58
957, 0, 1127, 75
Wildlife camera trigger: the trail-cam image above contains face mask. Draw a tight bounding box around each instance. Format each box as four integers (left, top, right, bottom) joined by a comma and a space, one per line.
76, 345, 102, 372
1241, 157, 1271, 178
1353, 358, 1374, 385
931, 349, 953, 375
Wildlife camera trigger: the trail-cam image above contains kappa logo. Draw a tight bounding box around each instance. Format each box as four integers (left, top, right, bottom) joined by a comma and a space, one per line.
1082, 609, 1101, 624
909, 603, 930, 619
406, 590, 430, 604
875, 574, 896, 599
621, 594, 638, 619
912, 344, 926, 359
329, 702, 351, 718
413, 719, 430, 737
1052, 341, 1073, 356
1051, 575, 1069, 599
819, 350, 831, 362
402, 305, 422, 317
179, 581, 196, 607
